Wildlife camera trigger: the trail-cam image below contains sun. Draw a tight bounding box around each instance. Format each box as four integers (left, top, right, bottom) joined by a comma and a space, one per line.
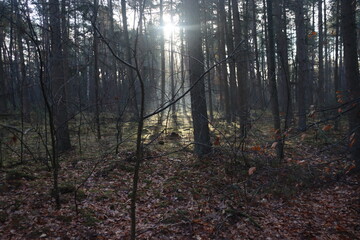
163, 22, 176, 36
162, 13, 177, 39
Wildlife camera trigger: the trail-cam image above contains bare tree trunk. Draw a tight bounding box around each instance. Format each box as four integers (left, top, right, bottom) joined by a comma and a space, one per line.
317, 0, 324, 107
0, 30, 7, 112
204, 16, 214, 122
251, 0, 264, 109
266, 0, 283, 160
226, 0, 237, 121
334, 0, 340, 130
184, 0, 211, 157
121, 0, 138, 120
341, 0, 360, 170
49, 0, 71, 152
17, 24, 31, 123
232, 0, 248, 136
274, 0, 292, 124
180, 25, 187, 116
295, 0, 307, 131
217, 0, 231, 122
93, 0, 101, 140
159, 0, 166, 124
323, 0, 329, 104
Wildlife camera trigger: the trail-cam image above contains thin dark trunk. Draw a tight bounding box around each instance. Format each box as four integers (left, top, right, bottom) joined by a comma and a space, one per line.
93, 0, 101, 140
121, 0, 138, 120
226, 0, 237, 121
318, 0, 324, 107
159, 0, 166, 124
295, 0, 307, 131
341, 0, 360, 170
0, 30, 6, 112
267, 0, 283, 160
204, 18, 214, 122
252, 0, 264, 109
232, 0, 248, 136
334, 0, 340, 130
218, 0, 230, 122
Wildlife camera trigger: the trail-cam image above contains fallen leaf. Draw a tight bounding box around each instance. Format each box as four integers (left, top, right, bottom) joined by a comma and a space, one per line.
301, 134, 307, 141
271, 142, 278, 148
250, 146, 262, 151
322, 124, 333, 131
248, 167, 256, 175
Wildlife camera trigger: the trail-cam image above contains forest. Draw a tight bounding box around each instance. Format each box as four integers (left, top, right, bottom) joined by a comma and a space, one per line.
0, 0, 359, 239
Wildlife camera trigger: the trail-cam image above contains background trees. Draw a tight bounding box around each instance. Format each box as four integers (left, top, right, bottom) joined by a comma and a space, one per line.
0, 0, 358, 181
0, 0, 359, 237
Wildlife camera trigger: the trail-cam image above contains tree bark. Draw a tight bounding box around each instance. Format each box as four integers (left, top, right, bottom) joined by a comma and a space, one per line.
93, 0, 101, 140
232, 0, 248, 136
121, 0, 138, 120
217, 0, 231, 122
266, 0, 283, 160
251, 0, 264, 109
159, 0, 166, 124
49, 0, 71, 152
294, 0, 307, 131
184, 0, 211, 157
341, 0, 360, 170
226, 0, 237, 121
317, 0, 324, 107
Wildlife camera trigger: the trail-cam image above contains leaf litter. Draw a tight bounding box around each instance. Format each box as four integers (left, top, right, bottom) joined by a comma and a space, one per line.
0, 141, 359, 239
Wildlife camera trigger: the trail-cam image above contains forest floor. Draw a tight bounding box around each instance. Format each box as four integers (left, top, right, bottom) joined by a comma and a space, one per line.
0, 121, 359, 239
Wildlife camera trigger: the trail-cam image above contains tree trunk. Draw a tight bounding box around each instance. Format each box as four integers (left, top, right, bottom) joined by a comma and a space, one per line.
0, 29, 7, 112
184, 0, 211, 157
334, 0, 340, 130
251, 0, 264, 109
226, 0, 237, 121
232, 0, 248, 136
204, 14, 214, 122
93, 0, 101, 140
341, 0, 360, 170
266, 0, 283, 160
274, 0, 292, 124
217, 0, 231, 122
294, 0, 307, 131
317, 0, 324, 107
121, 0, 138, 120
159, 0, 166, 124
49, 0, 71, 152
